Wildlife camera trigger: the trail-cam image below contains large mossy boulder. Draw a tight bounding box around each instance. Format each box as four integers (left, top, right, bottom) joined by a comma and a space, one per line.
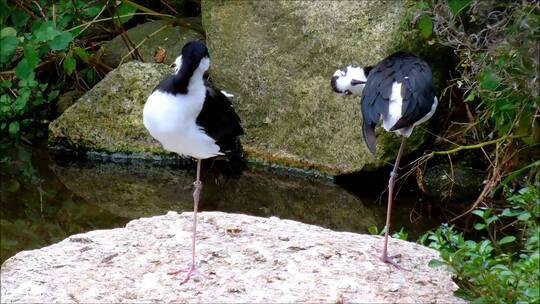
101, 19, 203, 68
50, 1, 437, 175
202, 0, 432, 174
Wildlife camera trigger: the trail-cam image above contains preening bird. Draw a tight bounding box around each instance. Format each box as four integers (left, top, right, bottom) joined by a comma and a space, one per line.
143, 41, 244, 282
331, 52, 437, 268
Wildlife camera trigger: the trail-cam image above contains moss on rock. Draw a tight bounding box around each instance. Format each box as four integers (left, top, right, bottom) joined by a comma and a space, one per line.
202, 0, 436, 174
49, 61, 171, 156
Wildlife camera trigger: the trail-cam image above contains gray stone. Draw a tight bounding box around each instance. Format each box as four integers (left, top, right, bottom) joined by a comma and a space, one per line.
1, 212, 465, 303
201, 0, 431, 174
101, 19, 204, 68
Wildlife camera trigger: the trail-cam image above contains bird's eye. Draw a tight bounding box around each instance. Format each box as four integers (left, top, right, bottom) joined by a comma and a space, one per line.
170, 63, 176, 68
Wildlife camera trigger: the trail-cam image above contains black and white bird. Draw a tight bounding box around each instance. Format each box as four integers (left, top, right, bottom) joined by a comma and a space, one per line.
143, 41, 244, 282
331, 52, 437, 268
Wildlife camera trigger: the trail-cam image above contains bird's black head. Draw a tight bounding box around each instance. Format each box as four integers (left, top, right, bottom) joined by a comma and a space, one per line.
330, 65, 369, 96
173, 40, 210, 78
182, 40, 209, 62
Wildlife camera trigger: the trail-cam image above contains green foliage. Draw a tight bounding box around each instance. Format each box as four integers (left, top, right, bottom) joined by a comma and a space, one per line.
367, 225, 408, 241
0, 0, 138, 137
420, 185, 540, 303
421, 1, 539, 143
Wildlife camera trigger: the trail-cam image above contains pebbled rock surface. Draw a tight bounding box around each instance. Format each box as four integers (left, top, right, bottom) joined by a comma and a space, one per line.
1, 212, 465, 303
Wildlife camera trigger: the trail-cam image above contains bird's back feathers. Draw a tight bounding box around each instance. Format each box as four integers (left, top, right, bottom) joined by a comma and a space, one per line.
197, 83, 244, 155
361, 52, 436, 154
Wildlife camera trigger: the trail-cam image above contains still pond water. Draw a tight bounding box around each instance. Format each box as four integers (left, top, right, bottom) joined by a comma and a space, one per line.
0, 139, 443, 264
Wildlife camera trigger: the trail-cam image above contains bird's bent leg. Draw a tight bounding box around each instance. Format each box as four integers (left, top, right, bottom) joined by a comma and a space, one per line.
380, 138, 407, 268
168, 159, 206, 283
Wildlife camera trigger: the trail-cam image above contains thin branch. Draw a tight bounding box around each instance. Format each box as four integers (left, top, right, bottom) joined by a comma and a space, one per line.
13, 0, 39, 19
429, 135, 514, 156
67, 12, 175, 32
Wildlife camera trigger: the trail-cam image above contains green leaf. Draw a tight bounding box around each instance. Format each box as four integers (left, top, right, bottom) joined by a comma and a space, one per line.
517, 212, 531, 221
0, 80, 12, 88
0, 27, 17, 38
367, 225, 378, 235
15, 58, 33, 79
8, 121, 19, 135
474, 223, 486, 230
11, 9, 29, 28
12, 89, 30, 113
448, 0, 471, 16
480, 69, 499, 91
479, 240, 493, 255
418, 15, 433, 39
0, 36, 19, 64
497, 236, 516, 245
0, 0, 11, 22
83, 4, 104, 17
63, 56, 76, 75
34, 21, 62, 42
486, 215, 499, 225
47, 89, 60, 101
32, 96, 45, 106
21, 118, 32, 126
74, 47, 90, 63
49, 32, 73, 51
428, 259, 445, 267
472, 210, 485, 219
18, 73, 38, 88
85, 68, 95, 83
464, 91, 476, 102
23, 44, 39, 67
115, 2, 137, 24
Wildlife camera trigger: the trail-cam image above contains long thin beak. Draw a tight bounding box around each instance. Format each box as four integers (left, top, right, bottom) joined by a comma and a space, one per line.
351, 79, 366, 85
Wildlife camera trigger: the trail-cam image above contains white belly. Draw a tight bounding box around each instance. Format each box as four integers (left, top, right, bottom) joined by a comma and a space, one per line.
143, 90, 222, 159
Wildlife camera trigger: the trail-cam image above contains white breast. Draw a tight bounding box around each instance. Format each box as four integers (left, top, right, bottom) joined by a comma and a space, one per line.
143, 89, 222, 159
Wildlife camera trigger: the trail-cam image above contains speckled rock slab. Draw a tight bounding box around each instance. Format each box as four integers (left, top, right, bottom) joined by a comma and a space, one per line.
1, 212, 464, 303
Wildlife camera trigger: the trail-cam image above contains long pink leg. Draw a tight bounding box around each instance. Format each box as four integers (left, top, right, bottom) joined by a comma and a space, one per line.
380, 138, 406, 268
169, 159, 205, 283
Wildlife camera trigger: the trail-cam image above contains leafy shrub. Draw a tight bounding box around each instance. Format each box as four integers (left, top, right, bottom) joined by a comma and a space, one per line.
420, 185, 540, 303
0, 0, 137, 137
410, 0, 540, 203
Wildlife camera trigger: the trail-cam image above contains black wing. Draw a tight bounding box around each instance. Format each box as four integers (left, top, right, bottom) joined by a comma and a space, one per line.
360, 52, 435, 154
196, 84, 244, 153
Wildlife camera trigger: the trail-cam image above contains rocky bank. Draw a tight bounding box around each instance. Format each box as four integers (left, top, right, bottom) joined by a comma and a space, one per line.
1, 212, 464, 303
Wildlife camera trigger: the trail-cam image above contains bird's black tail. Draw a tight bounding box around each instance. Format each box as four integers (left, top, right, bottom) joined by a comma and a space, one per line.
212, 137, 245, 177
362, 119, 377, 155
